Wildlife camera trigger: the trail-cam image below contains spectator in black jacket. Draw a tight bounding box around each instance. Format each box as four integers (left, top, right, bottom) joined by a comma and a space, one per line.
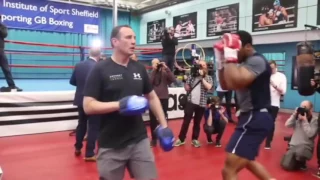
161, 27, 178, 71
0, 17, 21, 92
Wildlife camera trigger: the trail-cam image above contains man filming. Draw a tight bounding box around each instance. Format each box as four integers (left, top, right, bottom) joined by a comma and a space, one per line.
174, 60, 213, 148
161, 27, 178, 71
281, 100, 318, 171
149, 58, 176, 147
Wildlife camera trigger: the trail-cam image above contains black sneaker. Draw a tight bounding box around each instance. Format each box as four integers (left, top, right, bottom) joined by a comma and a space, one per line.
300, 163, 307, 171
75, 149, 81, 156
265, 142, 271, 150
215, 141, 222, 148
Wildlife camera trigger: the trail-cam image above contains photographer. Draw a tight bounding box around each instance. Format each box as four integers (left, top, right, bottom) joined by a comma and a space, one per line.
281, 101, 318, 171
161, 27, 178, 71
174, 60, 213, 148
203, 96, 228, 147
149, 58, 176, 147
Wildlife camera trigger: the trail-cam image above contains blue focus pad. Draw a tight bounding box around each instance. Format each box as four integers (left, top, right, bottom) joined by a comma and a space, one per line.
155, 126, 174, 152
119, 95, 149, 115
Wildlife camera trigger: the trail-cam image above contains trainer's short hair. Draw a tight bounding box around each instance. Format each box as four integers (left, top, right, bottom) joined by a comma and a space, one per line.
236, 30, 253, 47
110, 25, 132, 47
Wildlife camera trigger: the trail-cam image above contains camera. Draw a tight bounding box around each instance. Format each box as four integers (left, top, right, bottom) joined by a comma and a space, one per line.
190, 61, 215, 77
156, 63, 163, 70
297, 107, 307, 116
207, 96, 221, 110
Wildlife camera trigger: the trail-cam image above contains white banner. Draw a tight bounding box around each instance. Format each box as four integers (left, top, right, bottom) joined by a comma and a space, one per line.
0, 88, 186, 137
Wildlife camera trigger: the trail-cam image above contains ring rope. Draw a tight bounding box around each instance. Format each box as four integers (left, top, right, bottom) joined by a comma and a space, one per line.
9, 64, 154, 70
182, 43, 206, 67
4, 40, 163, 51
174, 47, 192, 71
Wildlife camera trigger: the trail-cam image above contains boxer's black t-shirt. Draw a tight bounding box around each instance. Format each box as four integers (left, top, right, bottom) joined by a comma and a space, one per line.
83, 58, 153, 149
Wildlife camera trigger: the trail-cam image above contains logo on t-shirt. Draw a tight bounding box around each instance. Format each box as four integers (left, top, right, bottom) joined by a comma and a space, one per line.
133, 73, 142, 80
109, 74, 123, 81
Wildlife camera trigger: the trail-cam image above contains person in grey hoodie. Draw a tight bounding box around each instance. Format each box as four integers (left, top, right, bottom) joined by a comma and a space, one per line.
284, 100, 318, 170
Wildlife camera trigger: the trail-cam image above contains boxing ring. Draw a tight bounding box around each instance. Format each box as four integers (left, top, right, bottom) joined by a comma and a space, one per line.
0, 40, 186, 137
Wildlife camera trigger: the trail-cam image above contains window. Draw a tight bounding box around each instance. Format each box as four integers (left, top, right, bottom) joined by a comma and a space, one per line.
262, 52, 286, 73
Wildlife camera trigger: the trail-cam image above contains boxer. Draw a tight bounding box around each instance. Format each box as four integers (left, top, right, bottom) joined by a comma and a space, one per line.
83, 25, 174, 180
214, 31, 276, 180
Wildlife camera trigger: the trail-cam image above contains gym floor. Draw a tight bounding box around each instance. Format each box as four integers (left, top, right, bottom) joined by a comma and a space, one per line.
0, 112, 318, 180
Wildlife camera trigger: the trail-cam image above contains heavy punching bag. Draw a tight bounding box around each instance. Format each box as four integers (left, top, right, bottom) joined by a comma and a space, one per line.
296, 41, 315, 96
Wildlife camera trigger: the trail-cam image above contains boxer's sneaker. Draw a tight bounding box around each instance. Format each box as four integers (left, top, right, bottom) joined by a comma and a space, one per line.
191, 140, 201, 148
174, 139, 185, 147
150, 139, 157, 147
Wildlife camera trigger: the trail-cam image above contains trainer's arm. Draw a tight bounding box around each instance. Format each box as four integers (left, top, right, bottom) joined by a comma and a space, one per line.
223, 56, 266, 90
285, 114, 296, 128
301, 117, 318, 138
83, 64, 120, 115
142, 68, 168, 128
69, 68, 77, 86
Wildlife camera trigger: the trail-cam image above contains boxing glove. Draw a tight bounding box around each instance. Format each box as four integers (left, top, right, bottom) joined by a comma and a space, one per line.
155, 125, 174, 152
213, 40, 225, 70
222, 33, 241, 63
119, 95, 149, 115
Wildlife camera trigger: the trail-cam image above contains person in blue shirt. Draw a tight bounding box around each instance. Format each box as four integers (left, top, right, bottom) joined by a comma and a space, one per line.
204, 96, 228, 147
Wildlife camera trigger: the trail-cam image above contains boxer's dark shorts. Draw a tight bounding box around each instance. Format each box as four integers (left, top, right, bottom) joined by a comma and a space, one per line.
226, 109, 273, 160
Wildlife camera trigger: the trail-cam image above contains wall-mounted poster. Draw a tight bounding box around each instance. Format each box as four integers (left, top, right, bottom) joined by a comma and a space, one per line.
317, 0, 320, 25
173, 12, 197, 40
252, 0, 298, 32
146, 19, 166, 43
207, 3, 239, 37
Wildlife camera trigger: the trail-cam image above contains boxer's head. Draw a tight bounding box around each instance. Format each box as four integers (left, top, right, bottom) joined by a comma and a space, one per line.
269, 60, 277, 74
273, 0, 281, 10
110, 25, 136, 56
235, 30, 253, 63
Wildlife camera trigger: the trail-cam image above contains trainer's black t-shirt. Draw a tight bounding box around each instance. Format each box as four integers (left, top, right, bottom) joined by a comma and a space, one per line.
83, 58, 153, 149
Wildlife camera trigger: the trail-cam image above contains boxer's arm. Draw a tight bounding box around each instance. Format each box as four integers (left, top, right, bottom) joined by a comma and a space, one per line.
142, 67, 168, 128
83, 65, 120, 115
223, 56, 266, 90
281, 8, 288, 20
